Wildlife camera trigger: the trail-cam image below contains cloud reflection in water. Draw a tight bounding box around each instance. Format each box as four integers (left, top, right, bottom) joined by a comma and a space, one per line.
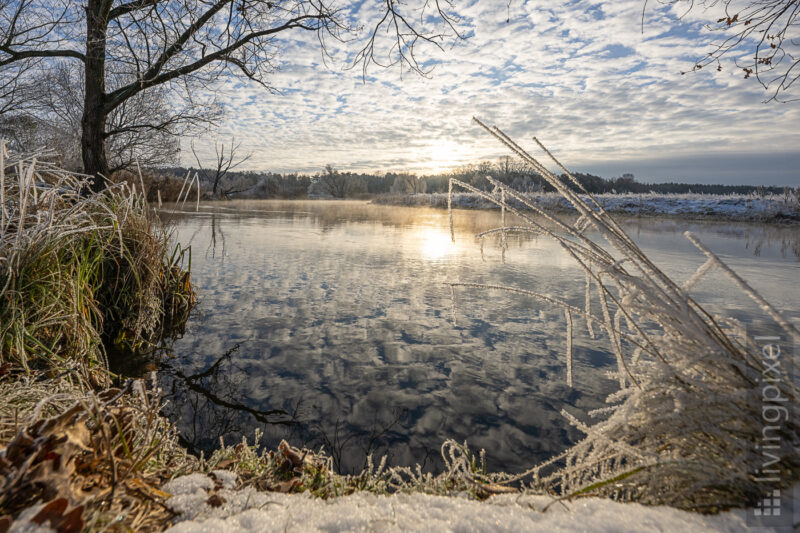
147, 201, 799, 475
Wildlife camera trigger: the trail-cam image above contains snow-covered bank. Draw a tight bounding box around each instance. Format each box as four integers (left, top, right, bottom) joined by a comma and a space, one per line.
373, 192, 800, 222
160, 473, 792, 533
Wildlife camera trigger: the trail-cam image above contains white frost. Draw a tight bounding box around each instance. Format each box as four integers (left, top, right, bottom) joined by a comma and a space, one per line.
162, 473, 785, 533
211, 469, 239, 490
162, 473, 216, 519
375, 191, 800, 222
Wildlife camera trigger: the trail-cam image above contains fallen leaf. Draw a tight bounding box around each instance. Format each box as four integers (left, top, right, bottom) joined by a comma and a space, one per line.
206, 494, 226, 508
278, 440, 304, 467
275, 479, 302, 493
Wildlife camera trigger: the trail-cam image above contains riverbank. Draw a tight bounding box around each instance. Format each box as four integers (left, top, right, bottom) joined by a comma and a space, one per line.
0, 152, 197, 531
4, 379, 794, 532
2, 151, 798, 531
372, 191, 800, 223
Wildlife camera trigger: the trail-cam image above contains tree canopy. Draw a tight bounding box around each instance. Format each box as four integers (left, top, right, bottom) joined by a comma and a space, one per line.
0, 0, 460, 187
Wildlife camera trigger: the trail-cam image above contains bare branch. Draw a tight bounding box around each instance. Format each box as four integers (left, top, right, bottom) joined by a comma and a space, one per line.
2, 0, 462, 181
654, 0, 800, 101
192, 138, 252, 198
0, 47, 85, 66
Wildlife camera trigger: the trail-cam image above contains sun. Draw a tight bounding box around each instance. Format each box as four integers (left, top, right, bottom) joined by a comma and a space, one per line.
425, 140, 465, 174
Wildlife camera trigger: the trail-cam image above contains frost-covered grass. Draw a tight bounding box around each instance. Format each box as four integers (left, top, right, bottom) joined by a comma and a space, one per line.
374, 190, 800, 222
0, 145, 195, 384
0, 144, 197, 531
0, 373, 199, 532
442, 121, 800, 511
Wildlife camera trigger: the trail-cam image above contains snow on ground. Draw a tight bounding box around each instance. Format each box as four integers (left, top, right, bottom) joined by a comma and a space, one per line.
373, 192, 800, 222
160, 473, 784, 533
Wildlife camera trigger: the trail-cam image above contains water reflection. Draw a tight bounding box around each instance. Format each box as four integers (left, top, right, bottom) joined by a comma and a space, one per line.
417, 228, 458, 261
141, 200, 799, 474
159, 344, 297, 455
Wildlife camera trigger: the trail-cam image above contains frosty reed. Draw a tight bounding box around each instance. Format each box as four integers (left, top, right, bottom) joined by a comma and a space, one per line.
445, 119, 800, 511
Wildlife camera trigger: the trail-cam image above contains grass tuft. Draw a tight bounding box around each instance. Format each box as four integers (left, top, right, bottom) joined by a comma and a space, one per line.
0, 372, 197, 531
0, 144, 195, 385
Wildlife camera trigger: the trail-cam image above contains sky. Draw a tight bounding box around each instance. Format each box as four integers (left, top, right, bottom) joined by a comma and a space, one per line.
186, 0, 800, 186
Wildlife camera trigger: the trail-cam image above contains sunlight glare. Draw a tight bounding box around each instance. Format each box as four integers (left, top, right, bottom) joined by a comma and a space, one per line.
418, 228, 456, 260
426, 140, 465, 174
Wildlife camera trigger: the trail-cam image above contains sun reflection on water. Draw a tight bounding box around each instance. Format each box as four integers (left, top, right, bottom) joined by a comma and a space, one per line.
417, 227, 457, 260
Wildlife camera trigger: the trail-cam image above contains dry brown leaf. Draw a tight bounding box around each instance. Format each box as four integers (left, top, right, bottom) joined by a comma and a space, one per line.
275, 479, 302, 493
31, 498, 84, 533
278, 440, 304, 467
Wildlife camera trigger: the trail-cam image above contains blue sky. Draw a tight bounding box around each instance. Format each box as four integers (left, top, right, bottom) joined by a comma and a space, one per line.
187, 0, 800, 186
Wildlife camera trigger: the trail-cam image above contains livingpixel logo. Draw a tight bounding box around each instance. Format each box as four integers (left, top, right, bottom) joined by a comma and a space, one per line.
753, 489, 781, 517
746, 333, 797, 529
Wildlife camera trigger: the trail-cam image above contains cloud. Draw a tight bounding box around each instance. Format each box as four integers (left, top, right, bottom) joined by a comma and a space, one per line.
184, 0, 800, 185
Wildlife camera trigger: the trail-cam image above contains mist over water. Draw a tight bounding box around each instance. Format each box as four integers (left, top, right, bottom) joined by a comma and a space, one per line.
137, 201, 799, 474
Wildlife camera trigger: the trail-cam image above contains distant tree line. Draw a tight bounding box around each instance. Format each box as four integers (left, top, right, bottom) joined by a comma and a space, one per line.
558, 173, 787, 196
160, 155, 789, 200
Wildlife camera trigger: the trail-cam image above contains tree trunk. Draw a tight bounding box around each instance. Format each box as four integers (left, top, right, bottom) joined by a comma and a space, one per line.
213, 172, 221, 197
81, 0, 110, 192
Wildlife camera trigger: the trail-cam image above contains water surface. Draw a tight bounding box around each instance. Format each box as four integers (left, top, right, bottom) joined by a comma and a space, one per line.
130, 200, 799, 474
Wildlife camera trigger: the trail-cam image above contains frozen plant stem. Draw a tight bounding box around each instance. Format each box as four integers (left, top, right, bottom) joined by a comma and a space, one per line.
442, 120, 800, 509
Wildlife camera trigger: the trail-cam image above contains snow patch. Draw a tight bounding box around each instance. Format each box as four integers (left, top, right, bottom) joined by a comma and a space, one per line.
375, 192, 800, 222
162, 473, 782, 533
211, 469, 239, 490
163, 473, 217, 519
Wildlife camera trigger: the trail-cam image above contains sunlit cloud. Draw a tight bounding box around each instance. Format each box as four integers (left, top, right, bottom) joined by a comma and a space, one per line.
185, 0, 800, 185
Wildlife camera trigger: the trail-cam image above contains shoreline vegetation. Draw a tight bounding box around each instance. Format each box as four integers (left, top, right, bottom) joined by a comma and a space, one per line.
140, 166, 800, 224
372, 190, 800, 223
123, 158, 800, 225
1, 134, 799, 531
0, 147, 199, 530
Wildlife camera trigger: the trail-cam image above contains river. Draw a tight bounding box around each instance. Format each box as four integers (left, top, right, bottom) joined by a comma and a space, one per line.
117, 200, 799, 475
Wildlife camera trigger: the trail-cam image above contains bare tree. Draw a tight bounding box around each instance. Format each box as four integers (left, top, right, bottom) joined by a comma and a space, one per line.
0, 113, 41, 152
192, 138, 252, 198
310, 164, 352, 198
1, 0, 461, 190
652, 0, 799, 101
0, 60, 37, 115
2, 61, 197, 170
390, 172, 427, 193
495, 155, 530, 179
308, 164, 366, 198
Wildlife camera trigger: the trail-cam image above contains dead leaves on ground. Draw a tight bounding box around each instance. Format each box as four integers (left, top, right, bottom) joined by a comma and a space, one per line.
227, 440, 328, 495
0, 382, 182, 531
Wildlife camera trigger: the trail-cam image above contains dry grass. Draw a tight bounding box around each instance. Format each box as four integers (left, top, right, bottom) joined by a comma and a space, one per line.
442, 119, 800, 511
0, 142, 198, 531
0, 142, 199, 530
112, 168, 195, 204
0, 372, 197, 531
200, 431, 522, 501
0, 144, 195, 385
